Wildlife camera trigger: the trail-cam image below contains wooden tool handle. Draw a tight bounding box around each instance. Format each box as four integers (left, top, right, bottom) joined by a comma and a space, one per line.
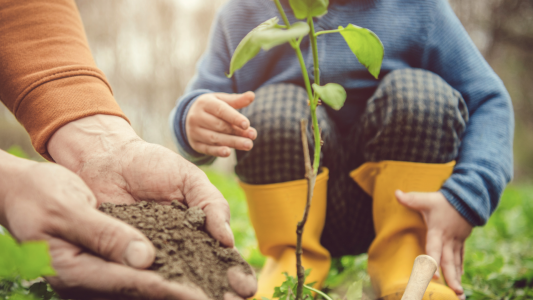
400, 255, 438, 300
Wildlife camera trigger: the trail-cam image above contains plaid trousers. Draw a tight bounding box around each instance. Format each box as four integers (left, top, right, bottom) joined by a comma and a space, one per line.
235, 69, 469, 257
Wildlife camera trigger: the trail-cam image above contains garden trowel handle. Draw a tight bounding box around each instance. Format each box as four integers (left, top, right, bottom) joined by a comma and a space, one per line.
400, 255, 438, 300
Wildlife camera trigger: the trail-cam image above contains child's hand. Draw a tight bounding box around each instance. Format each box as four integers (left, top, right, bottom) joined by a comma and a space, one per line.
186, 92, 257, 157
396, 190, 473, 300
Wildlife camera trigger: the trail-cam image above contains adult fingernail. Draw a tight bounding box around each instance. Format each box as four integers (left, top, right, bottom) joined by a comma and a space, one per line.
124, 241, 153, 269
225, 223, 235, 244
241, 121, 248, 129
248, 131, 256, 139
227, 265, 257, 298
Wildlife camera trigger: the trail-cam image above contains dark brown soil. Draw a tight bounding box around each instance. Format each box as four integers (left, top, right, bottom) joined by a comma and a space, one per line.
99, 201, 252, 300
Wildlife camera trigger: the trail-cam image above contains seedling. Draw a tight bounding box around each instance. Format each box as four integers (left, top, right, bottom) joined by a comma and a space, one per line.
0, 229, 57, 300
227, 0, 384, 299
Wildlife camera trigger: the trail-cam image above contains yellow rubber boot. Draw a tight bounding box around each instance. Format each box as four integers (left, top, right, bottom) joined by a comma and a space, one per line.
239, 169, 331, 299
350, 161, 458, 300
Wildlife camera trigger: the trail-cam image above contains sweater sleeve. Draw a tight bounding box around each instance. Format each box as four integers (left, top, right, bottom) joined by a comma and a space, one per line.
0, 0, 128, 161
422, 0, 514, 226
169, 8, 236, 165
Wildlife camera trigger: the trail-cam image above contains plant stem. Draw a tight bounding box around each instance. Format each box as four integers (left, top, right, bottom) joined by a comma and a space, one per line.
296, 119, 317, 300
307, 17, 320, 88
274, 0, 322, 176
315, 29, 341, 36
304, 285, 334, 300
307, 16, 322, 175
294, 48, 314, 108
272, 0, 313, 104
273, 0, 291, 29
272, 3, 323, 300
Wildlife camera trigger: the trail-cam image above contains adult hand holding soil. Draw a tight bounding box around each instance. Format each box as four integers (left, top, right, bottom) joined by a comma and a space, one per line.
0, 150, 207, 299
47, 114, 257, 299
186, 92, 257, 157
396, 190, 473, 300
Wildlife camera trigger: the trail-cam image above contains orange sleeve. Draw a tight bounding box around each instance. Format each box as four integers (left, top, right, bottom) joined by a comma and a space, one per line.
0, 0, 128, 161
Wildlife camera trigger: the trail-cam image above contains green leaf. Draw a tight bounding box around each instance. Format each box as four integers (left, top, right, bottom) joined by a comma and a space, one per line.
344, 280, 363, 300
227, 18, 309, 78
0, 231, 56, 280
9, 293, 37, 300
29, 282, 56, 300
0, 233, 20, 278
338, 24, 384, 79
6, 145, 29, 159
18, 242, 56, 280
289, 0, 329, 19
254, 22, 310, 51
226, 17, 278, 78
312, 83, 347, 110
304, 268, 311, 278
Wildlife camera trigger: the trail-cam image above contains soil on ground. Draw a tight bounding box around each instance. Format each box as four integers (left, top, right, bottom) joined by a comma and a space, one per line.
99, 201, 253, 300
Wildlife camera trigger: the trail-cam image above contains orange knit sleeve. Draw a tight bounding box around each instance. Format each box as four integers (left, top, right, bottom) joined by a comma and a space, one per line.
0, 0, 128, 161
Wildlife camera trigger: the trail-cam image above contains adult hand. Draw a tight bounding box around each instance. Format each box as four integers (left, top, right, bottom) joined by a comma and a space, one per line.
396, 190, 473, 300
186, 92, 257, 157
0, 152, 207, 299
47, 114, 257, 299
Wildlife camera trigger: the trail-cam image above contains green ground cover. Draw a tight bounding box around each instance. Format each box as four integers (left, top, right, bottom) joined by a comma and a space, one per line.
205, 170, 533, 299
1, 163, 531, 299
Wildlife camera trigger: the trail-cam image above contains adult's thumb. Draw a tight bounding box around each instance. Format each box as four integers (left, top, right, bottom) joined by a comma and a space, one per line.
62, 206, 155, 269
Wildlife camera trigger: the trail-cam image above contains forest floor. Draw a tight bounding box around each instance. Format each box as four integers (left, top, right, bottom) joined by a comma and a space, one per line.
205, 170, 533, 300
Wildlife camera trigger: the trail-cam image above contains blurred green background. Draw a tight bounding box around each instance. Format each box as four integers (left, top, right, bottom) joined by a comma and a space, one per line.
1, 0, 532, 299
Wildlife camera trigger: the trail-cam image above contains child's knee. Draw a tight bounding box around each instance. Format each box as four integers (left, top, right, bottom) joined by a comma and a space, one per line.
362, 68, 469, 163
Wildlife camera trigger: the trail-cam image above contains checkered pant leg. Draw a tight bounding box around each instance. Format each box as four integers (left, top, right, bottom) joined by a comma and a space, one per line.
360, 68, 469, 163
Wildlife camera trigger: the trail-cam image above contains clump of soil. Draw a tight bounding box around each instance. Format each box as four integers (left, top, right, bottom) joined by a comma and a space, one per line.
99, 201, 253, 300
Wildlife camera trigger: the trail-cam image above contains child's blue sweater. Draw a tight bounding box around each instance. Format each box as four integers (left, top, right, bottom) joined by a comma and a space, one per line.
170, 0, 514, 226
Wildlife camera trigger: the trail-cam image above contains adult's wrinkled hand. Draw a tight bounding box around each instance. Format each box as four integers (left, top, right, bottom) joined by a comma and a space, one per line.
47, 114, 257, 300
396, 190, 473, 300
0, 152, 207, 299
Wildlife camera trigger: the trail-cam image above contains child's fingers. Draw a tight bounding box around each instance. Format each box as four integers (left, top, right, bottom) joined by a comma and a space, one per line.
461, 244, 465, 275
195, 128, 253, 151
193, 143, 232, 157
215, 91, 255, 110
441, 241, 464, 295
204, 99, 251, 130
395, 190, 433, 211
200, 112, 257, 140
425, 228, 443, 279
453, 241, 463, 282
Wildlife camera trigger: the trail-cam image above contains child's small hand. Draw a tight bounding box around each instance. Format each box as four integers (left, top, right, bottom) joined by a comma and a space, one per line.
186, 92, 257, 157
396, 190, 473, 300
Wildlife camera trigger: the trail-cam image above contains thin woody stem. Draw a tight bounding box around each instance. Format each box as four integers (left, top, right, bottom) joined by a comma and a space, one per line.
296, 119, 317, 300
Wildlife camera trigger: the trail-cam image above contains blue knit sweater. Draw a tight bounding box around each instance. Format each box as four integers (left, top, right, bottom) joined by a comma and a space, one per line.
170, 0, 514, 226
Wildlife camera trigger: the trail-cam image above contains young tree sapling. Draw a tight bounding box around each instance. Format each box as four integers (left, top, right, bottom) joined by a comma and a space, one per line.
226, 0, 384, 299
